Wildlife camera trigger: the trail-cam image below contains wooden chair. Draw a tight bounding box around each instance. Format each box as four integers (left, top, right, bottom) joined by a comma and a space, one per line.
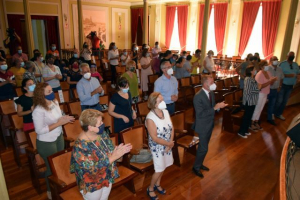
102, 110, 114, 134
54, 90, 71, 103
72, 88, 79, 101
67, 101, 82, 118
120, 125, 153, 173
222, 92, 244, 133
9, 113, 28, 167
63, 120, 82, 148
47, 148, 78, 200
180, 77, 191, 87
116, 66, 126, 76
99, 94, 109, 111
148, 74, 159, 94
15, 87, 23, 96
0, 99, 16, 148
223, 77, 237, 91
136, 101, 150, 124
194, 85, 202, 94
171, 111, 198, 167
25, 130, 46, 194
60, 82, 69, 90
231, 76, 240, 88
190, 74, 201, 86
214, 80, 230, 102
233, 89, 243, 105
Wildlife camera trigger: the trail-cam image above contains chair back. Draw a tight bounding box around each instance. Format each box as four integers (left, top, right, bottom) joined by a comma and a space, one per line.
215, 80, 224, 90
191, 75, 201, 85
63, 120, 82, 146
15, 87, 23, 97
194, 85, 202, 94
48, 148, 76, 185
27, 130, 38, 150
171, 111, 185, 130
211, 71, 217, 80
180, 77, 191, 87
116, 66, 126, 74
223, 78, 232, 88
223, 92, 234, 107
120, 125, 145, 151
72, 88, 79, 100
231, 76, 239, 86
137, 101, 150, 118
60, 82, 69, 90
54, 90, 70, 103
0, 100, 16, 115
148, 74, 159, 84
68, 101, 82, 117
99, 95, 109, 105
10, 113, 23, 129
234, 89, 243, 102
102, 110, 114, 133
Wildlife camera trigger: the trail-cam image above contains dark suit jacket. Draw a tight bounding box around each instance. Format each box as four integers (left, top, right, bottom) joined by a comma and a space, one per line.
192, 89, 216, 135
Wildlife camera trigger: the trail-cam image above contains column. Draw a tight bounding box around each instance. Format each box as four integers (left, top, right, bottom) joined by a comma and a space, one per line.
200, 0, 210, 62
280, 0, 299, 60
77, 0, 84, 49
23, 0, 34, 58
143, 0, 149, 44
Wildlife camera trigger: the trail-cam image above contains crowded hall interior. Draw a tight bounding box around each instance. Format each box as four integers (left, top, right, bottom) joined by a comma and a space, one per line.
0, 0, 300, 199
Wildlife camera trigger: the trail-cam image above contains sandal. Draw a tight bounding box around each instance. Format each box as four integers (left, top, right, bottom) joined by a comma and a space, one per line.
147, 187, 159, 200
154, 185, 166, 195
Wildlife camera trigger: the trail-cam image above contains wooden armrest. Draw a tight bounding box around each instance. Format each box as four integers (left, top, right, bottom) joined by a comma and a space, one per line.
48, 176, 67, 189
64, 136, 74, 143
25, 146, 38, 155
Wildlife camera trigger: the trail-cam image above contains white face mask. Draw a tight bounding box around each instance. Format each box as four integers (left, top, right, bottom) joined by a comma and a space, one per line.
264, 66, 269, 71
158, 101, 167, 110
167, 68, 173, 75
83, 72, 91, 79
209, 83, 217, 91
272, 61, 278, 66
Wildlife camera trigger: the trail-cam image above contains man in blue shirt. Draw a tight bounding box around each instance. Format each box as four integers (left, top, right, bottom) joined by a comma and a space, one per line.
154, 61, 178, 115
77, 63, 104, 111
274, 51, 299, 120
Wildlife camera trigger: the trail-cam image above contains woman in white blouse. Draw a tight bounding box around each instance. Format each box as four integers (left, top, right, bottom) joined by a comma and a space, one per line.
42, 54, 62, 92
32, 83, 74, 199
108, 42, 119, 88
203, 50, 215, 74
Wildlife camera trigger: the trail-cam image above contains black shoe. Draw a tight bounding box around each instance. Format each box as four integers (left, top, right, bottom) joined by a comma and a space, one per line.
200, 165, 210, 171
192, 167, 204, 178
267, 120, 276, 126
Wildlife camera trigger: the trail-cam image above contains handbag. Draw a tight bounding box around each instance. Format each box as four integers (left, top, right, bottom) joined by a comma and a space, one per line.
130, 149, 152, 163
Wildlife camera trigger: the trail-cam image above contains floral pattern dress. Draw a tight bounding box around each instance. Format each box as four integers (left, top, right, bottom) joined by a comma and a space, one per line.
145, 109, 174, 172
70, 131, 119, 194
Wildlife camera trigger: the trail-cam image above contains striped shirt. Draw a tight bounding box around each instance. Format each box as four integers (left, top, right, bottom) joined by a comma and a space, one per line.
243, 77, 260, 106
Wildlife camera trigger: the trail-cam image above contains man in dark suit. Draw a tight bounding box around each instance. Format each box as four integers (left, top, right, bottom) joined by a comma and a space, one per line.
192, 75, 227, 178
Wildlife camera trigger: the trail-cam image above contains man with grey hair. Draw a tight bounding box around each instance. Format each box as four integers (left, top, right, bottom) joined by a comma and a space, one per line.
154, 61, 178, 115
77, 63, 104, 111
274, 51, 299, 120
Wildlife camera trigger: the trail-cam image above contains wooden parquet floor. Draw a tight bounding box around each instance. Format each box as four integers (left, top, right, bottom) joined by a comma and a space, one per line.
1, 104, 300, 200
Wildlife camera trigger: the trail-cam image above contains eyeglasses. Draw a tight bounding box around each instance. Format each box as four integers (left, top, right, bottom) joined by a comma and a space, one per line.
290, 64, 293, 70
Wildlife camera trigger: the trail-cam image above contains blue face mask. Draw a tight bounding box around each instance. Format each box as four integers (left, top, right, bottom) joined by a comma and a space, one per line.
28, 84, 36, 92
40, 57, 44, 62
97, 123, 105, 135
113, 46, 117, 50
45, 92, 55, 101
20, 62, 25, 67
74, 54, 78, 58
52, 47, 56, 51
122, 87, 129, 93
0, 65, 8, 71
18, 50, 22, 54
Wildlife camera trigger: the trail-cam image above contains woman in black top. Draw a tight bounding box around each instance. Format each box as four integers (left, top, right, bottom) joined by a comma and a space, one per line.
15, 78, 35, 131
108, 77, 137, 142
67, 61, 82, 89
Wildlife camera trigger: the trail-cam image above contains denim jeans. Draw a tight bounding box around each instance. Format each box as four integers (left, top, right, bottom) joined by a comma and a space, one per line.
267, 89, 278, 120
274, 84, 294, 116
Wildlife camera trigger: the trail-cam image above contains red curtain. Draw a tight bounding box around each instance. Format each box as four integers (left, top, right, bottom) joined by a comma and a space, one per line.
214, 3, 228, 54
262, 1, 281, 60
165, 6, 176, 48
177, 5, 188, 50
7, 14, 25, 54
131, 8, 143, 43
197, 4, 213, 49
238, 2, 260, 56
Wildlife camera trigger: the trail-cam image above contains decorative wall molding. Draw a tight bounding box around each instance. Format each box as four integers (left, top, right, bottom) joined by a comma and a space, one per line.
111, 8, 129, 48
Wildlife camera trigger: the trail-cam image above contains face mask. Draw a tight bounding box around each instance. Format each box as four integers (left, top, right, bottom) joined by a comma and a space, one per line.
113, 46, 117, 50
183, 56, 187, 59
167, 68, 173, 75
20, 62, 25, 67
72, 64, 79, 69
264, 66, 269, 71
130, 67, 135, 72
45, 92, 55, 101
48, 59, 54, 65
254, 70, 257, 75
18, 50, 22, 54
97, 123, 105, 135
40, 57, 44, 62
146, 53, 150, 57
288, 56, 295, 61
272, 61, 278, 66
208, 54, 212, 57
122, 87, 129, 93
209, 83, 217, 91
74, 54, 78, 58
83, 72, 91, 79
28, 84, 36, 92
0, 65, 8, 71
52, 47, 56, 51
158, 101, 167, 110
155, 45, 159, 48
134, 47, 138, 51
124, 52, 128, 56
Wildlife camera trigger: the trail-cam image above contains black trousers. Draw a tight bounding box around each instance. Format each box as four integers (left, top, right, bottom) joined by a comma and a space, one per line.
111, 64, 117, 84
239, 102, 255, 134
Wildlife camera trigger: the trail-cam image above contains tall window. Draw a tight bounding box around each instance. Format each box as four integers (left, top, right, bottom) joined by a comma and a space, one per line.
169, 9, 181, 51
206, 6, 217, 54
242, 4, 264, 58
